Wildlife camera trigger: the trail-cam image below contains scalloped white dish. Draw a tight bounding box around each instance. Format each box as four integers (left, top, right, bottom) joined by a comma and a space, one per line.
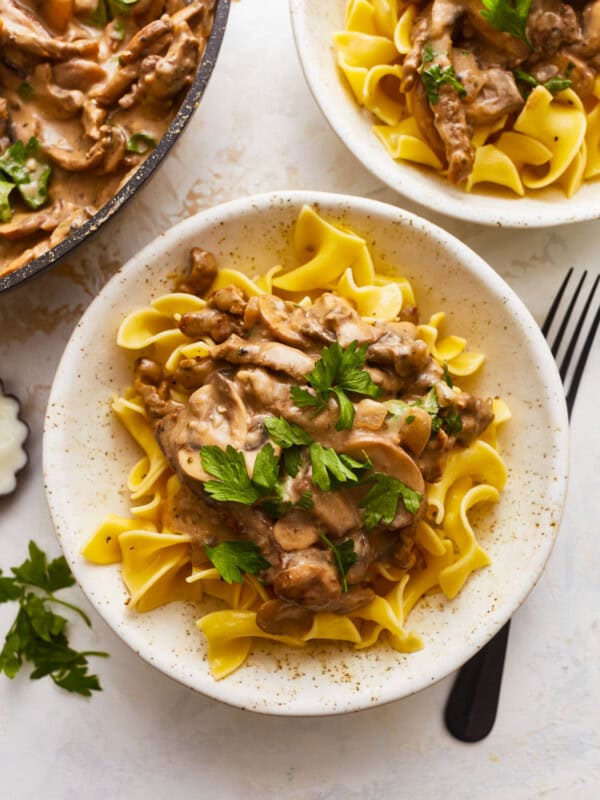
44, 191, 568, 715
290, 0, 600, 228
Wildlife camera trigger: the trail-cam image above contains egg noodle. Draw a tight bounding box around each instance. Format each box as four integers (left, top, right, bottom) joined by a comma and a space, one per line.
334, 0, 600, 197
83, 206, 510, 679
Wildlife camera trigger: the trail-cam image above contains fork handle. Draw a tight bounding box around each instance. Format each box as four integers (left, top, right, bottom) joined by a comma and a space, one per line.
443, 620, 511, 742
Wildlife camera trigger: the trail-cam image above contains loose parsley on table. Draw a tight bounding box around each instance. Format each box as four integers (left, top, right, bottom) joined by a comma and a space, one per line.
290, 341, 382, 431
480, 0, 533, 48
204, 541, 271, 585
0, 542, 108, 697
421, 65, 467, 105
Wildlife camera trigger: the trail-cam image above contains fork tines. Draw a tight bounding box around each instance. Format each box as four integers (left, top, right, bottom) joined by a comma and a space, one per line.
542, 268, 600, 416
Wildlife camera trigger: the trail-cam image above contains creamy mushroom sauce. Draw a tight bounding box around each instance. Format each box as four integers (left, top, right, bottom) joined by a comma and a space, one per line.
404, 0, 600, 183
132, 250, 495, 637
0, 0, 215, 277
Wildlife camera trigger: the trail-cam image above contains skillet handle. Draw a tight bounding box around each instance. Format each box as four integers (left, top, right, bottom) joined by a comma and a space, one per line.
443, 619, 511, 742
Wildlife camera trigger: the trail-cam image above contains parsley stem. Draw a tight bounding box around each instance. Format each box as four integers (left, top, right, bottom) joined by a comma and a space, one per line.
48, 595, 92, 627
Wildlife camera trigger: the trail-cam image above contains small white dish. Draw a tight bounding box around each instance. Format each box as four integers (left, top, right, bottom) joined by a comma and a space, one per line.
44, 191, 568, 715
289, 0, 600, 228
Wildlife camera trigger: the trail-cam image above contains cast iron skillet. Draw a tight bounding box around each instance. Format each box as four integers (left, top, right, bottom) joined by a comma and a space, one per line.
0, 0, 231, 293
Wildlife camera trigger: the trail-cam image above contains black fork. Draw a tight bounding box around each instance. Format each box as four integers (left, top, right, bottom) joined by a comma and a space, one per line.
444, 268, 600, 743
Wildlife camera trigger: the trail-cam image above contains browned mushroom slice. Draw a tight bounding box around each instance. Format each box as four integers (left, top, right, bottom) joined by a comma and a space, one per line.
256, 600, 315, 637
0, 202, 70, 240
273, 510, 321, 551
179, 308, 244, 342
305, 292, 377, 347
210, 335, 316, 381
30, 63, 84, 120
52, 59, 107, 91
0, 0, 98, 60
89, 64, 140, 108
43, 125, 127, 173
275, 548, 375, 612
119, 15, 174, 65
177, 248, 218, 295
211, 285, 247, 316
142, 21, 200, 104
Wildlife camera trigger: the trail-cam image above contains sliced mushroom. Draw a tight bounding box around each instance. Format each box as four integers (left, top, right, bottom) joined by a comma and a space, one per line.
177, 248, 218, 295
179, 308, 244, 343
210, 335, 316, 382
273, 510, 321, 551
256, 599, 314, 637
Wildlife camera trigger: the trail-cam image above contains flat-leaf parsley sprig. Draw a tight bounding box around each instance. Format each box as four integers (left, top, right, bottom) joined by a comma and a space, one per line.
481, 0, 533, 48
0, 541, 108, 697
290, 341, 382, 431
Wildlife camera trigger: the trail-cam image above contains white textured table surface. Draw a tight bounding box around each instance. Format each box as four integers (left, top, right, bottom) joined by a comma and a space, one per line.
1, 1, 599, 798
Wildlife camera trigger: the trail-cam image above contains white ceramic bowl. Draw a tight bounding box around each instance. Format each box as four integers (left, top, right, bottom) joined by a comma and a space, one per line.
44, 191, 568, 715
290, 0, 600, 228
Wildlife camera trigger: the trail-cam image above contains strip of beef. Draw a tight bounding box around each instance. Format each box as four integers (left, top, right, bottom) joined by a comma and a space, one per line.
177, 248, 218, 295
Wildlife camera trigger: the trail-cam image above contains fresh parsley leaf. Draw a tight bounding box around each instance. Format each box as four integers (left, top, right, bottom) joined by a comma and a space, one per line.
88, 0, 139, 26
422, 43, 436, 63
290, 385, 327, 413
442, 406, 463, 436
442, 361, 454, 388
406, 415, 415, 424
11, 541, 76, 593
481, 0, 533, 48
264, 416, 312, 448
0, 542, 107, 696
283, 445, 303, 478
360, 474, 423, 529
201, 445, 260, 505
204, 541, 270, 585
252, 443, 280, 493
291, 341, 382, 431
513, 68, 572, 97
309, 443, 363, 492
296, 491, 314, 510
17, 82, 34, 101
126, 132, 157, 155
0, 138, 51, 210
421, 65, 467, 105
319, 534, 357, 593
0, 180, 14, 223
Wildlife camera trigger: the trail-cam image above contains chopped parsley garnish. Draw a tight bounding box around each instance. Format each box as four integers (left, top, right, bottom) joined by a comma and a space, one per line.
113, 18, 126, 40
0, 138, 51, 212
442, 361, 454, 388
513, 68, 572, 96
387, 387, 463, 438
88, 0, 139, 27
201, 444, 261, 504
204, 541, 270, 585
251, 443, 280, 493
126, 132, 157, 155
319, 534, 356, 592
290, 341, 382, 431
422, 44, 436, 63
0, 180, 15, 223
481, 0, 533, 48
360, 475, 423, 529
309, 443, 367, 492
264, 416, 313, 448
421, 65, 467, 105
17, 82, 34, 101
0, 542, 108, 696
296, 491, 314, 510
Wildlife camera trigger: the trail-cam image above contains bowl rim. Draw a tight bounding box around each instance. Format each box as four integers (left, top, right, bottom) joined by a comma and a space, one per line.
0, 0, 231, 294
43, 190, 570, 715
289, 0, 600, 229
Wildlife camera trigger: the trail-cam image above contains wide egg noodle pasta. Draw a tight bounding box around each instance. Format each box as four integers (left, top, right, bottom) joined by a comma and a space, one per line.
83, 207, 509, 679
335, 0, 599, 197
